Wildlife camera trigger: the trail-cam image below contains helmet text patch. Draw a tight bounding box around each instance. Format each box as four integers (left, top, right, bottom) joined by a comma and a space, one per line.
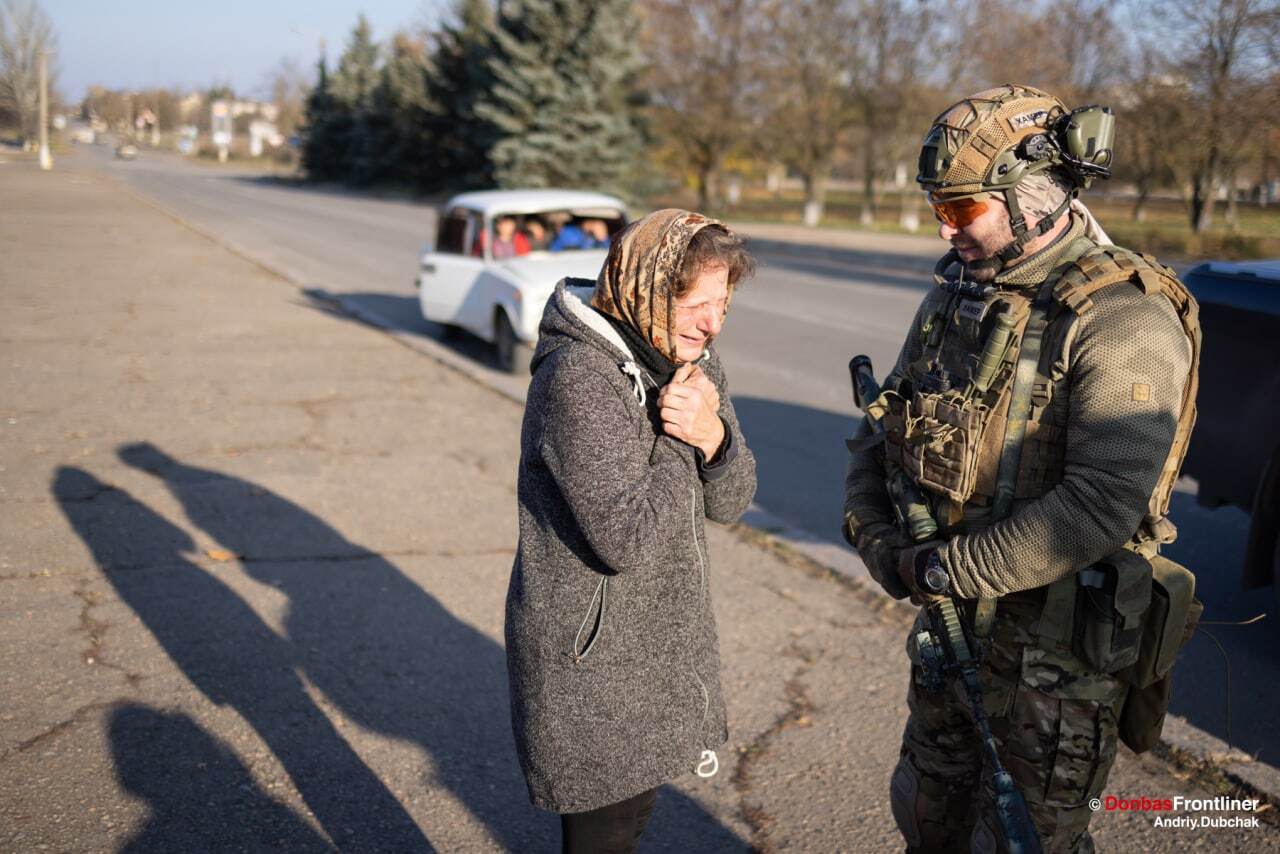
1007, 109, 1049, 131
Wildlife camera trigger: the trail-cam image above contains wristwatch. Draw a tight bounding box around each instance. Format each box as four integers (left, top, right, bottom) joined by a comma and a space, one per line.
915, 549, 950, 595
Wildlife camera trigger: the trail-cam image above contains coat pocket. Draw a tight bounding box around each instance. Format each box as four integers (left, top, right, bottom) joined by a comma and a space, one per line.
572, 577, 608, 663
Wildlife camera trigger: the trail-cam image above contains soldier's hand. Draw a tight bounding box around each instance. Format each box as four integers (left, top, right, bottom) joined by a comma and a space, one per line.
853, 522, 911, 600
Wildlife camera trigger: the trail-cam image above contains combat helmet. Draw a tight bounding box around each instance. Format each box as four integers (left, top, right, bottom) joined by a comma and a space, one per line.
917, 84, 1115, 263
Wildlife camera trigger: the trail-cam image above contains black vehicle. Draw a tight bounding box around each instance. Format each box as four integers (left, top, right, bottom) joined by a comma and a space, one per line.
1180, 260, 1280, 596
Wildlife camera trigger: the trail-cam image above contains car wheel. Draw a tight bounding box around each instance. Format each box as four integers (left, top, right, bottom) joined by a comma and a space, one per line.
494, 310, 532, 375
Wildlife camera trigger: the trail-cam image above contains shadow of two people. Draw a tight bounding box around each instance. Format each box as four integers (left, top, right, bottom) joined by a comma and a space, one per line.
56, 442, 744, 851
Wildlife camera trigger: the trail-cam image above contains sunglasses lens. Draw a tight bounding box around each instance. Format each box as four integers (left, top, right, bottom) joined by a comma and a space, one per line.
931, 197, 988, 228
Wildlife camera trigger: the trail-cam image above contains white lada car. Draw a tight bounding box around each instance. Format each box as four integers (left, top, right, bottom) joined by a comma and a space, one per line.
417, 189, 628, 373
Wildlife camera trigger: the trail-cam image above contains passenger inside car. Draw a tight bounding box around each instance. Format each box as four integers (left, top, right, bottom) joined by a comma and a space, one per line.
524, 217, 551, 252
549, 217, 611, 251
473, 215, 531, 258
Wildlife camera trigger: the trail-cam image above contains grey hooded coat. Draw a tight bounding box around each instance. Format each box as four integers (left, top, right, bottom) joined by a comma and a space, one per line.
504, 280, 757, 813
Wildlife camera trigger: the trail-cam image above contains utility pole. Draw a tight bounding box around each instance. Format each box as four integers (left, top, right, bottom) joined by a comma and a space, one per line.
38, 50, 52, 171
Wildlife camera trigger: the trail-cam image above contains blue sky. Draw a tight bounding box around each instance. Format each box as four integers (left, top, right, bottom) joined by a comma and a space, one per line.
49, 1, 446, 101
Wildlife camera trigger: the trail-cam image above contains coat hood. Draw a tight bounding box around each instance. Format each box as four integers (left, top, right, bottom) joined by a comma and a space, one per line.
533, 278, 652, 405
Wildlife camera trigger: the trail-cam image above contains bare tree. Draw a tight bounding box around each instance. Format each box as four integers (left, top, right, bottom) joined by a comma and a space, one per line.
949, 0, 1123, 104
264, 58, 311, 137
0, 0, 56, 142
1115, 51, 1192, 222
848, 0, 941, 226
1150, 0, 1278, 232
641, 0, 762, 210
758, 0, 862, 225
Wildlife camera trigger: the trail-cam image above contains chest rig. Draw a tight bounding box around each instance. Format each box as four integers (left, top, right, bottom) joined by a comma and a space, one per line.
874, 241, 1200, 546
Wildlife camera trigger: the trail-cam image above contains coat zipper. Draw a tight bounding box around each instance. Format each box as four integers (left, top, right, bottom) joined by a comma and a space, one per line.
689, 486, 718, 777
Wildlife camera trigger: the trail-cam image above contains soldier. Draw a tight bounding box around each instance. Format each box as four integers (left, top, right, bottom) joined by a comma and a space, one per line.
844, 85, 1200, 852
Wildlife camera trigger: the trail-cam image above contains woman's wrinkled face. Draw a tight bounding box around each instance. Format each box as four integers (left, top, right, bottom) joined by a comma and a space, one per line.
672, 264, 729, 362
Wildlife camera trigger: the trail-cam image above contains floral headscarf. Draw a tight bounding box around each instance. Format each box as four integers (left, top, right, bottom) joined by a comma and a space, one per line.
591, 209, 733, 363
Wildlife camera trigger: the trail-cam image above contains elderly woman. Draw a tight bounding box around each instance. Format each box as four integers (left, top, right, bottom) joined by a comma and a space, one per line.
505, 209, 757, 852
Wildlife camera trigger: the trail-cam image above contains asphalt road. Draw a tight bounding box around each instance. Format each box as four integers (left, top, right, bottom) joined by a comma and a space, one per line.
75, 143, 1278, 772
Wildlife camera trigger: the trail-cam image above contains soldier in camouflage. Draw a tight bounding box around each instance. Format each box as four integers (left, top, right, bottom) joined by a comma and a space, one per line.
843, 85, 1199, 852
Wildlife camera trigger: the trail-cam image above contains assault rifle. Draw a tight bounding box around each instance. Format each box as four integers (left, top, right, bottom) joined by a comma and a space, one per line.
848, 355, 1043, 854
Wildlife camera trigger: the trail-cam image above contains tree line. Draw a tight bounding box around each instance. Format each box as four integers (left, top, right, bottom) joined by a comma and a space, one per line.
300, 0, 646, 198
5, 0, 1275, 234
298, 0, 1278, 232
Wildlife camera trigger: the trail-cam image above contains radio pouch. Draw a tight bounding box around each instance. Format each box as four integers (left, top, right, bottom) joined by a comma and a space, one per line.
1072, 548, 1151, 673
1117, 555, 1202, 753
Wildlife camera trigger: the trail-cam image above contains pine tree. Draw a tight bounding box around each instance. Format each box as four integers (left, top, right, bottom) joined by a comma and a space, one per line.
301, 56, 346, 180
419, 0, 496, 190
330, 15, 383, 183
376, 31, 432, 187
476, 0, 645, 193
330, 15, 381, 112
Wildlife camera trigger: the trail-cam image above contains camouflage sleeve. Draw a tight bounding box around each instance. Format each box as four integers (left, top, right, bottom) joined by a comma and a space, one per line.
842, 293, 934, 539
940, 286, 1193, 599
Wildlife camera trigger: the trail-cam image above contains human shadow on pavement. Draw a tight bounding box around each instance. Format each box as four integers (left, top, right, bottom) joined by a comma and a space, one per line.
108, 442, 745, 851
108, 703, 332, 852
54, 466, 432, 853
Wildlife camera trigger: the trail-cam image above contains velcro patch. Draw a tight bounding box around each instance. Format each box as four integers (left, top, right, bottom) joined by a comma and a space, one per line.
1132, 383, 1151, 402
958, 299, 989, 323
1007, 109, 1049, 131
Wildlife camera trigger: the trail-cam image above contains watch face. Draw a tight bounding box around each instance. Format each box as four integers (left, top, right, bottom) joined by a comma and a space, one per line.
924, 565, 949, 594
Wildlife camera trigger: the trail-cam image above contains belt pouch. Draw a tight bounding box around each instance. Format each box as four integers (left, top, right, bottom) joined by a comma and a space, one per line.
1073, 549, 1151, 673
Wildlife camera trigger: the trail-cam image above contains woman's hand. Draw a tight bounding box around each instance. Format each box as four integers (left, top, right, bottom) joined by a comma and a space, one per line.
657, 364, 725, 460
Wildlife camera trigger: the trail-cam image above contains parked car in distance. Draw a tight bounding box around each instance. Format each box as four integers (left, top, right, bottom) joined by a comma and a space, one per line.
115, 143, 138, 160
416, 189, 627, 373
1179, 259, 1280, 597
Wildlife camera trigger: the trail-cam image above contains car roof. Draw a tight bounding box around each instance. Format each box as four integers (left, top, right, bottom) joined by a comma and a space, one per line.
1187, 260, 1280, 281
443, 189, 627, 216
1185, 259, 1280, 316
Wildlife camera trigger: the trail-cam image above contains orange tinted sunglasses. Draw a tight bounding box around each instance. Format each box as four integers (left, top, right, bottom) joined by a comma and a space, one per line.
930, 194, 992, 228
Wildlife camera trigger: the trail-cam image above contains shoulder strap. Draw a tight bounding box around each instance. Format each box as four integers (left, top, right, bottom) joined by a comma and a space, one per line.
1138, 254, 1201, 521
1049, 246, 1200, 526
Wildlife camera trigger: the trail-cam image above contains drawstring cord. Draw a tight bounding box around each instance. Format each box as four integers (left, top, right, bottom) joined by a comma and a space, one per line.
620, 362, 646, 406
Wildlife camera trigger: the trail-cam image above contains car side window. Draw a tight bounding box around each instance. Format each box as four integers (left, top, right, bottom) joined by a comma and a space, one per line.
436, 210, 482, 256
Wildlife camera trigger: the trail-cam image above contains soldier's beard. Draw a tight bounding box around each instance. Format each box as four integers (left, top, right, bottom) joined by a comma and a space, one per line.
962, 255, 1004, 282
949, 203, 1018, 282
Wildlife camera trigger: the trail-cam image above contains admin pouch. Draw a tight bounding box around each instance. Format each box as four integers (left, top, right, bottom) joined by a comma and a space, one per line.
1117, 556, 1203, 753
1039, 551, 1202, 753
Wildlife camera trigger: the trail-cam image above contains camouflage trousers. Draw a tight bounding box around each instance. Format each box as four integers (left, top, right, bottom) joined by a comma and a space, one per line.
890, 596, 1128, 853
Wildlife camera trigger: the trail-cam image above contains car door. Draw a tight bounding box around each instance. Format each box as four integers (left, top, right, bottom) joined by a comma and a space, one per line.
419, 208, 485, 331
